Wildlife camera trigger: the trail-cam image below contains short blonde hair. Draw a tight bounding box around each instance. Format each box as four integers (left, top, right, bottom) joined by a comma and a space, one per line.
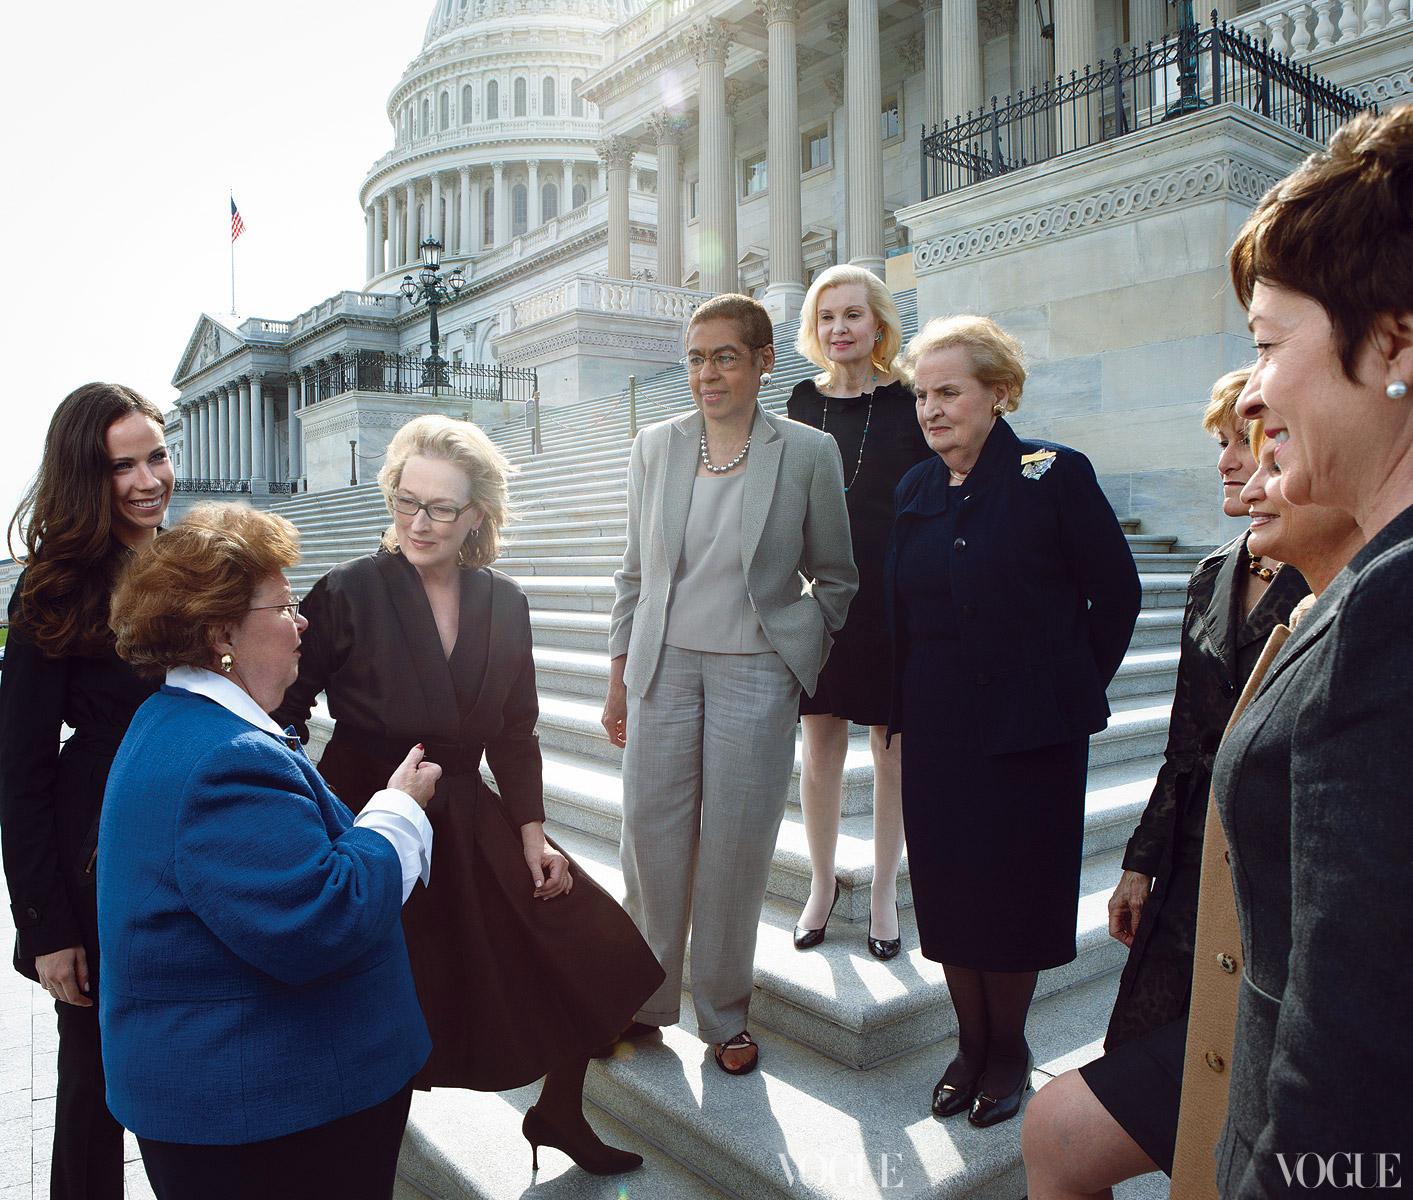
795, 265, 903, 385
900, 315, 1026, 413
1201, 366, 1254, 437
377, 415, 513, 568
110, 503, 301, 678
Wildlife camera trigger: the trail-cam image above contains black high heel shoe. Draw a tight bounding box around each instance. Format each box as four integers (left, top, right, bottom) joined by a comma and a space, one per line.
867, 902, 901, 961
522, 1105, 643, 1175
793, 881, 840, 950
967, 1051, 1034, 1129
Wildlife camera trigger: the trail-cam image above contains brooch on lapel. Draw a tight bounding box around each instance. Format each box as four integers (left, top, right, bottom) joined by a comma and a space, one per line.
1020, 450, 1057, 480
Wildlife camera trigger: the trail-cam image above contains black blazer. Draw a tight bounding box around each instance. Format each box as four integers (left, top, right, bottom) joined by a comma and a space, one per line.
1211, 503, 1413, 1197
0, 571, 158, 982
884, 418, 1141, 756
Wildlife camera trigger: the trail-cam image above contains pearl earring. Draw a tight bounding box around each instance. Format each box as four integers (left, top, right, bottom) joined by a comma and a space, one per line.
1388, 380, 1409, 400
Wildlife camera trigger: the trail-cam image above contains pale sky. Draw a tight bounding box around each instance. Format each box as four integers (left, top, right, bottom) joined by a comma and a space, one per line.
0, 1, 432, 547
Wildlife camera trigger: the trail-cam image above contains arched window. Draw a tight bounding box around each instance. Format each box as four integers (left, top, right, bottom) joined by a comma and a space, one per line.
542, 76, 556, 116
483, 188, 494, 245
421, 97, 430, 134
439, 91, 450, 130
542, 181, 558, 221
572, 182, 586, 209
511, 184, 528, 236
514, 77, 527, 117
486, 79, 499, 117
571, 79, 585, 118
461, 84, 473, 123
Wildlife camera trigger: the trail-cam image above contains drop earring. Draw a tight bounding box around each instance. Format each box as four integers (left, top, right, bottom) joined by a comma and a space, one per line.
1388, 380, 1409, 400
220, 653, 234, 673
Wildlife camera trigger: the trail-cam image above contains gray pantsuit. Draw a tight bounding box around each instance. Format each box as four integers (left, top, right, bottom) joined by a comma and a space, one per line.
610, 405, 857, 1044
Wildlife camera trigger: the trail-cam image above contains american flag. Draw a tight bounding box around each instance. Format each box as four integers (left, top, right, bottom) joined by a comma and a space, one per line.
230, 197, 246, 243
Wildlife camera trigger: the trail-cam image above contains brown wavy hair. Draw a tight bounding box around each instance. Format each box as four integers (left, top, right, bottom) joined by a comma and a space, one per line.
1230, 104, 1413, 381
110, 503, 301, 678
8, 383, 168, 658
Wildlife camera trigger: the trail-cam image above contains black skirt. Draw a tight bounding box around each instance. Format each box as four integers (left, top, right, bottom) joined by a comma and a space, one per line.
1079, 1016, 1187, 1176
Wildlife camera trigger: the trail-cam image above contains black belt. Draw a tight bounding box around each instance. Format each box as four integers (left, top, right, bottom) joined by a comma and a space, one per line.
330, 724, 485, 776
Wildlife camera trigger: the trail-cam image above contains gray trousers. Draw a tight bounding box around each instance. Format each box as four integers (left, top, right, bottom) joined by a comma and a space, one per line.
620, 646, 800, 1044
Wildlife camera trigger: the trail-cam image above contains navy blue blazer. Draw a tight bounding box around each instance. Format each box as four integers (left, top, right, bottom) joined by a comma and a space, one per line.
884, 418, 1141, 755
97, 686, 430, 1145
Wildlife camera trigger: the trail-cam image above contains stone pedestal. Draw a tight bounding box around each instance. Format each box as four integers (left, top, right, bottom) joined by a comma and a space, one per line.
898, 106, 1317, 545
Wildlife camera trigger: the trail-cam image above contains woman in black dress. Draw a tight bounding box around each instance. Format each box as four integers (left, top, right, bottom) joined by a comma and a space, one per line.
787, 265, 930, 958
0, 383, 174, 1200
275, 415, 663, 1177
886, 317, 1140, 1128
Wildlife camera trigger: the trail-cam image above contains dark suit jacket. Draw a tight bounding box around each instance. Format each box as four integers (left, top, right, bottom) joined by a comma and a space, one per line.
0, 570, 157, 983
1107, 537, 1308, 1046
1211, 503, 1413, 1197
884, 418, 1141, 756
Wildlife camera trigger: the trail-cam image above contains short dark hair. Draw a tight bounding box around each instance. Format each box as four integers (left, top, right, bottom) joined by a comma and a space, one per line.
1230, 103, 1413, 381
111, 503, 301, 677
687, 293, 774, 351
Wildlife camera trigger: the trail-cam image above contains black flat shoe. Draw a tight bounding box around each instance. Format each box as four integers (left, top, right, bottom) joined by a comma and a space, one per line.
523, 1105, 643, 1175
793, 881, 840, 950
967, 1052, 1034, 1129
931, 1054, 983, 1118
867, 902, 901, 960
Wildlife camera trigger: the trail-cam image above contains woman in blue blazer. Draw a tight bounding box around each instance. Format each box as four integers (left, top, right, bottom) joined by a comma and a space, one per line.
885, 315, 1140, 1129
98, 504, 440, 1200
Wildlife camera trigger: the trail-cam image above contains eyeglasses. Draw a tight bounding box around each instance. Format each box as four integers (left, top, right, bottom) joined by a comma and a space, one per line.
392, 494, 477, 523
249, 598, 300, 618
681, 351, 749, 373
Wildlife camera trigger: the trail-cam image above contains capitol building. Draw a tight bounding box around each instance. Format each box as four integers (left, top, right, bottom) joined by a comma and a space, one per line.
167, 0, 1409, 543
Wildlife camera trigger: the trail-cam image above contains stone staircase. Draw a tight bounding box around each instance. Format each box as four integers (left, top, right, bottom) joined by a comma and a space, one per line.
276, 299, 1185, 1200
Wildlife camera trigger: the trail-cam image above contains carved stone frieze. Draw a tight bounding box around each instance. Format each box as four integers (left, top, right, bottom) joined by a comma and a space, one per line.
827, 12, 848, 52
978, 0, 1017, 42
826, 71, 845, 106
899, 33, 925, 74
499, 328, 680, 363
1355, 67, 1413, 103
912, 157, 1283, 270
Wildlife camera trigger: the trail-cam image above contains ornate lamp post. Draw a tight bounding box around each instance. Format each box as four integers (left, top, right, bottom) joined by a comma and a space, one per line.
1034, 0, 1054, 39
400, 238, 465, 390
1166, 0, 1203, 117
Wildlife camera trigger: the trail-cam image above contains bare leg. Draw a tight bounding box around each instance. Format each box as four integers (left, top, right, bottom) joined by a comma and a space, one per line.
798, 714, 849, 928
868, 726, 903, 940
1022, 1068, 1159, 1200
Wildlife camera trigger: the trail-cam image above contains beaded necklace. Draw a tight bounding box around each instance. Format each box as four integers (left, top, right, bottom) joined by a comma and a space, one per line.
1246, 550, 1274, 581
820, 377, 877, 493
700, 430, 751, 474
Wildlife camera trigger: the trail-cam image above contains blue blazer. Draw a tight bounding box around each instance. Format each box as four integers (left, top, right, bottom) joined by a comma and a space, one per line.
97, 686, 430, 1145
884, 418, 1141, 755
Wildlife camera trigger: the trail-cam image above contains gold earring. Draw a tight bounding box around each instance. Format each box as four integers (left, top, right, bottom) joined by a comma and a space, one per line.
220, 653, 234, 673
992, 403, 1005, 416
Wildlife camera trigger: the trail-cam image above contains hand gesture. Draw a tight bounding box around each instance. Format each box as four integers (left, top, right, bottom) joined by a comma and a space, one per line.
387, 744, 442, 809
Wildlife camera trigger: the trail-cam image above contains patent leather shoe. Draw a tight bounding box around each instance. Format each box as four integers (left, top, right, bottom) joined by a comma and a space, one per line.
931, 1074, 981, 1118
867, 903, 901, 961
793, 881, 840, 950
523, 1105, 643, 1175
967, 1052, 1034, 1129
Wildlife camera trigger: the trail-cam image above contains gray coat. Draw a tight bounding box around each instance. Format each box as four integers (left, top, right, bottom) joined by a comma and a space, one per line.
1211, 503, 1413, 1197
610, 404, 858, 697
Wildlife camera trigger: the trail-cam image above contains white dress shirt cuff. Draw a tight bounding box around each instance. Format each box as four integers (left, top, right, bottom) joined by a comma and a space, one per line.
353, 790, 433, 903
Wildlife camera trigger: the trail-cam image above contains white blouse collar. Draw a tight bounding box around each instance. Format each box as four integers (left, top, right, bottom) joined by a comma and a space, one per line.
165, 665, 288, 739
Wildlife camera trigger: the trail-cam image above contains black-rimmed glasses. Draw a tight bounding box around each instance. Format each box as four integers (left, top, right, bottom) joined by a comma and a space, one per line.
391, 494, 477, 523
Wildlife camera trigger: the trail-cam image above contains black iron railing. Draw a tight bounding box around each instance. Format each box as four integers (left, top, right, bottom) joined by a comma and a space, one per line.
174, 480, 297, 494
920, 13, 1370, 200
304, 351, 538, 405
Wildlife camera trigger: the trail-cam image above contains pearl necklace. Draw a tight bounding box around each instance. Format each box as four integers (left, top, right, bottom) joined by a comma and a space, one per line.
700, 430, 751, 474
820, 378, 876, 494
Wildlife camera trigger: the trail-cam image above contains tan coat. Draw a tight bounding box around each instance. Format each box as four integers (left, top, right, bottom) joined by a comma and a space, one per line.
1169, 625, 1290, 1199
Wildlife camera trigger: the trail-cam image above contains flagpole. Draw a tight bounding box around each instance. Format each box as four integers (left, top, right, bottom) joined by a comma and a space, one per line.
230, 191, 236, 315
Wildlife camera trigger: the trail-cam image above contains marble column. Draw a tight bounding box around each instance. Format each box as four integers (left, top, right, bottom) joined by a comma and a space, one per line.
597, 162, 607, 196
385, 193, 398, 269
1055, 0, 1098, 142
492, 161, 508, 244
690, 18, 738, 294
250, 376, 265, 482
203, 396, 216, 481
921, 0, 946, 130
365, 207, 376, 281
598, 136, 634, 279
176, 404, 191, 480
430, 172, 443, 244
941, 0, 982, 123
404, 180, 418, 263
527, 160, 540, 228
285, 380, 299, 483
263, 385, 277, 483
562, 159, 575, 211
1127, 0, 1162, 114
237, 379, 252, 480
471, 175, 484, 248
757, 0, 805, 317
845, 0, 885, 276
646, 113, 684, 287
216, 387, 231, 480
293, 373, 307, 482
373, 197, 385, 276
459, 166, 473, 253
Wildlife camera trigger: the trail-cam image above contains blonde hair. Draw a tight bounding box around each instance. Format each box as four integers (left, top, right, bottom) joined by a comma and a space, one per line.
377, 415, 513, 568
900, 315, 1026, 413
795, 265, 903, 386
1202, 366, 1254, 438
110, 503, 300, 678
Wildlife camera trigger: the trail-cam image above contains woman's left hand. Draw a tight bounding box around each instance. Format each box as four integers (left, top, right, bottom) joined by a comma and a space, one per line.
521, 820, 573, 899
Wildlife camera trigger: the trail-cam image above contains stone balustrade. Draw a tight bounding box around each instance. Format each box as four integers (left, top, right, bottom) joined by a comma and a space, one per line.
1232, 0, 1409, 57
510, 273, 709, 331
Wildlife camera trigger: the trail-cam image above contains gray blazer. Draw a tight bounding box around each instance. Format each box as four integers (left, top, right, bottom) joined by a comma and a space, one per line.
1210, 503, 1413, 1197
610, 404, 858, 698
